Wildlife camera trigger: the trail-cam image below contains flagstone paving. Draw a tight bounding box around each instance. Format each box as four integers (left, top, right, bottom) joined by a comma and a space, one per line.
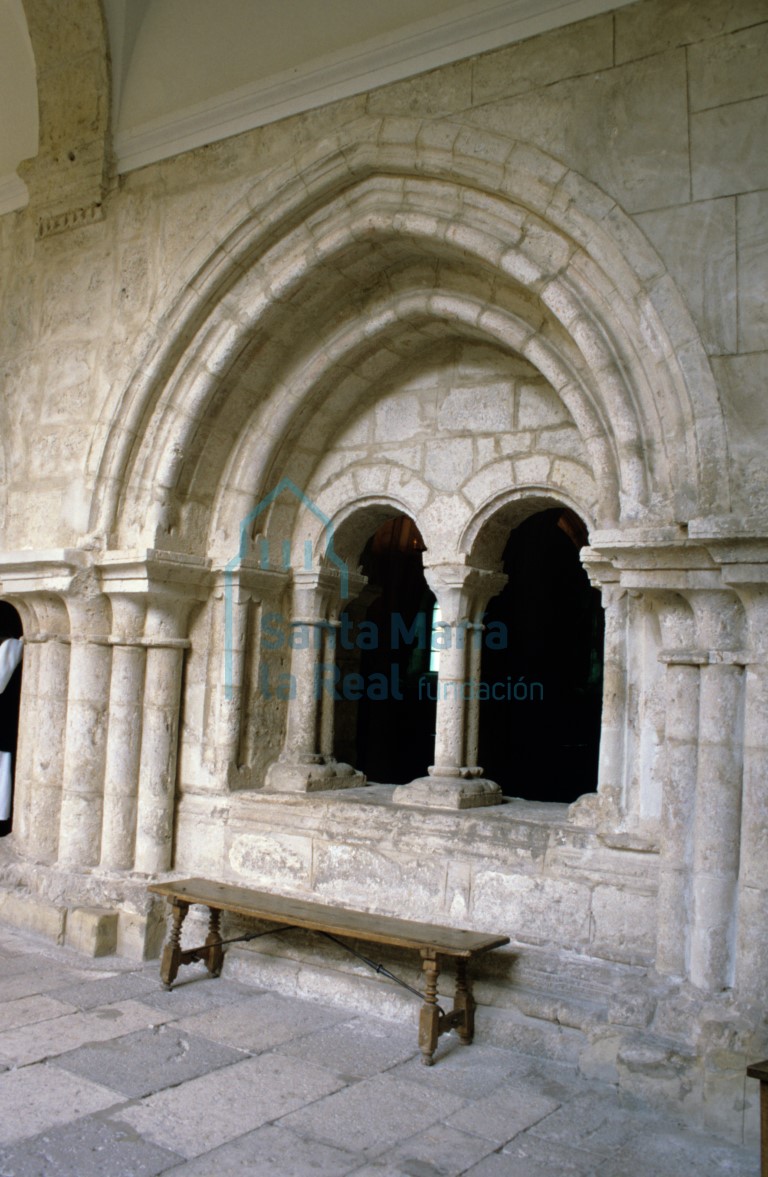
0, 923, 759, 1176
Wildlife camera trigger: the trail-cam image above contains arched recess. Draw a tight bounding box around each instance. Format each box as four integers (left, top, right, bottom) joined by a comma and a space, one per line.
87, 117, 730, 560
474, 504, 604, 804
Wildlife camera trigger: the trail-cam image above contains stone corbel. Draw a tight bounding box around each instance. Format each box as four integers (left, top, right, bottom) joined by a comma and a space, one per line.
395, 563, 507, 811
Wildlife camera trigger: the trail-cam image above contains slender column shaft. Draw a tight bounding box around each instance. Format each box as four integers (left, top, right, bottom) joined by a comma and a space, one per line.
686, 589, 745, 992
690, 660, 743, 990
319, 620, 340, 761
596, 586, 628, 799
101, 643, 146, 869
656, 660, 700, 976
265, 569, 366, 793
215, 582, 250, 769
731, 588, 768, 1004
284, 617, 326, 761
431, 625, 469, 776
134, 603, 189, 875
465, 623, 484, 770
58, 600, 112, 867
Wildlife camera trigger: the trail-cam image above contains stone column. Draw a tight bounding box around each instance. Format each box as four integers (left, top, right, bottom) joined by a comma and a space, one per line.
686, 588, 745, 992
100, 596, 146, 871
98, 550, 211, 877
651, 591, 700, 980
133, 601, 190, 876
210, 564, 287, 782
728, 581, 768, 1005
5, 596, 70, 863
264, 569, 366, 792
57, 597, 112, 868
396, 564, 506, 810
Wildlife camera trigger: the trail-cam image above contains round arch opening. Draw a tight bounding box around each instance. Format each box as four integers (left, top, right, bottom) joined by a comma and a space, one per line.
334, 514, 436, 784
479, 507, 604, 803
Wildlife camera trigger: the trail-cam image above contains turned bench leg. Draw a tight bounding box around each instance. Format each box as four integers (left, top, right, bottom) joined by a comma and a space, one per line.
419, 950, 441, 1066
204, 906, 224, 977
160, 899, 189, 990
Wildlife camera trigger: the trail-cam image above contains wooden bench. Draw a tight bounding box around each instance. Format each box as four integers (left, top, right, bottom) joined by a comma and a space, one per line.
148, 877, 509, 1066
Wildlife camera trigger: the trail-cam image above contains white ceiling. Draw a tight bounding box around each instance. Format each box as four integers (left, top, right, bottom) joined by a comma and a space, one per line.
0, 0, 38, 214
2, 0, 635, 212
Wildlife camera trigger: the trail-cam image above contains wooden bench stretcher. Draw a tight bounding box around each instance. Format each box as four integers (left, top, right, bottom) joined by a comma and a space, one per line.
148, 877, 509, 1066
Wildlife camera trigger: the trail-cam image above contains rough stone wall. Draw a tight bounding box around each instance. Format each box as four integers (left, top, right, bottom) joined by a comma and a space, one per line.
0, 0, 767, 1143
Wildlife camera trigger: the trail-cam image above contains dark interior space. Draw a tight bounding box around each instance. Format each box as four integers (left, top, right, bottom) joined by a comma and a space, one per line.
480, 508, 604, 803
0, 601, 23, 836
340, 515, 437, 784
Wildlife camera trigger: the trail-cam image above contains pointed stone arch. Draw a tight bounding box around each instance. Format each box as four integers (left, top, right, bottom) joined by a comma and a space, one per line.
88, 116, 729, 555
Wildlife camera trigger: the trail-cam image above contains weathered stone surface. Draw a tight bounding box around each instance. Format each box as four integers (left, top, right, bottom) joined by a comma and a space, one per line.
49, 970, 160, 1011
278, 1072, 466, 1154
118, 1053, 345, 1159
737, 188, 768, 352
449, 1085, 560, 1144
0, 1064, 118, 1146
615, 0, 768, 64
174, 992, 348, 1053
635, 200, 737, 354
275, 1014, 416, 1078
0, 993, 76, 1033
65, 906, 119, 958
156, 1123, 360, 1177
0, 1000, 173, 1067
692, 96, 768, 199
472, 14, 613, 105
0, 892, 66, 944
466, 51, 690, 213
688, 21, 768, 112
0, 1115, 182, 1177
55, 1024, 244, 1097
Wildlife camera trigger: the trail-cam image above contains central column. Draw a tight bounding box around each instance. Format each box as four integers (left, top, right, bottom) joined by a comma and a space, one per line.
264, 569, 366, 792
396, 563, 506, 810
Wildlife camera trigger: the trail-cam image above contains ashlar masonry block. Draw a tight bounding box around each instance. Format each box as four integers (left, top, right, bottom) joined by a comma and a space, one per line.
65, 906, 118, 957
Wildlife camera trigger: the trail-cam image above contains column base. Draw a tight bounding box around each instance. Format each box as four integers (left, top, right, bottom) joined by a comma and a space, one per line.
394, 775, 503, 810
264, 758, 366, 793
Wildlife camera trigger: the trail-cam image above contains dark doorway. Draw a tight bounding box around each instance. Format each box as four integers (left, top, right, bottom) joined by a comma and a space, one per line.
0, 601, 23, 836
479, 508, 604, 803
335, 515, 436, 784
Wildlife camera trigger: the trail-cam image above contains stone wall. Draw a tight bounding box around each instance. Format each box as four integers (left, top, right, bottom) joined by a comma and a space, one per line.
0, 0, 767, 1143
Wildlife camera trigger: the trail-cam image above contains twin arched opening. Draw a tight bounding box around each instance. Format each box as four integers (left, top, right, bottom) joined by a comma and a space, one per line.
329, 503, 603, 804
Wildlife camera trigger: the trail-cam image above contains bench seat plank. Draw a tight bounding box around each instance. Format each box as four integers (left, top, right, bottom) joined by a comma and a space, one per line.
148, 877, 509, 957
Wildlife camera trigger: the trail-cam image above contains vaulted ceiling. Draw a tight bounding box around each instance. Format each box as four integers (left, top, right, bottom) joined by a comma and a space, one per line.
2, 0, 634, 214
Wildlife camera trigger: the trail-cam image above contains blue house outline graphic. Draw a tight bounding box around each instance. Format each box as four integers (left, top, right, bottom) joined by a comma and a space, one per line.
223, 478, 349, 699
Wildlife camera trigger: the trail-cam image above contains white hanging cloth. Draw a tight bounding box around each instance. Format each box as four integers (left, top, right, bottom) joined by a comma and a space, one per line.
0, 752, 11, 821
0, 638, 22, 695
0, 639, 23, 821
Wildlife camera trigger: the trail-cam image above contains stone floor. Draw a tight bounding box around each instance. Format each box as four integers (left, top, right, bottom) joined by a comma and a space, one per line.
0, 921, 759, 1177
